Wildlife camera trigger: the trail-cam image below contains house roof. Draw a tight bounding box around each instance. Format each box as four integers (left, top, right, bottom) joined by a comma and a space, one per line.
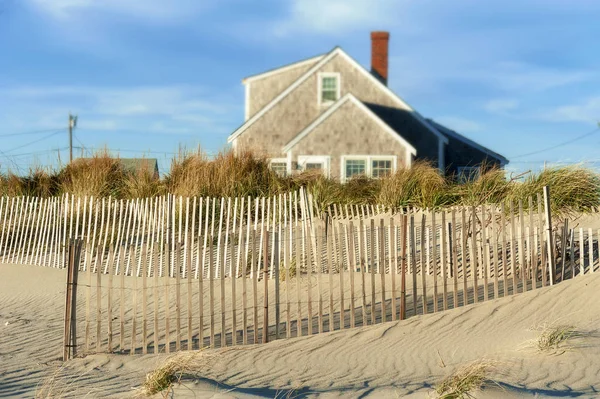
363, 102, 443, 163
426, 119, 509, 165
242, 54, 325, 84
119, 158, 160, 176
228, 46, 448, 145
283, 93, 417, 156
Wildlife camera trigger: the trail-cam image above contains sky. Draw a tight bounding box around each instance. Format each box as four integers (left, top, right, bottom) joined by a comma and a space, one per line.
0, 0, 599, 176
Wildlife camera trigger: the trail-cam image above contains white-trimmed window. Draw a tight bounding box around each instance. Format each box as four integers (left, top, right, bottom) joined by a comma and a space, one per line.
345, 159, 366, 179
297, 155, 330, 177
371, 159, 393, 178
318, 72, 341, 107
270, 158, 289, 177
342, 155, 397, 182
457, 166, 481, 183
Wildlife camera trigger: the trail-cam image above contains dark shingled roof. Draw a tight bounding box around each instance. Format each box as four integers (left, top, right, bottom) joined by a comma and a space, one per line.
426, 119, 508, 164
362, 102, 441, 161
363, 102, 508, 165
119, 158, 159, 177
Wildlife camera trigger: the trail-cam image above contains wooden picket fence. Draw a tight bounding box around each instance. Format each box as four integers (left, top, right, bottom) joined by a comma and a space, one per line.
1, 188, 598, 359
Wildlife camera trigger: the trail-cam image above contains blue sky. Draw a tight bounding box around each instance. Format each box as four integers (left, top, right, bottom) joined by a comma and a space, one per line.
0, 0, 599, 176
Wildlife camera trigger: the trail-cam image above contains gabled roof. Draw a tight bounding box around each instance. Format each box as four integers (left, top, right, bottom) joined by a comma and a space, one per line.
283, 93, 417, 155
363, 102, 443, 162
228, 46, 448, 145
119, 158, 160, 177
242, 54, 325, 84
426, 119, 509, 165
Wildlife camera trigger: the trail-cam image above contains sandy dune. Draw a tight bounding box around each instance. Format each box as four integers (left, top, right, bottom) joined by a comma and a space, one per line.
1, 263, 599, 398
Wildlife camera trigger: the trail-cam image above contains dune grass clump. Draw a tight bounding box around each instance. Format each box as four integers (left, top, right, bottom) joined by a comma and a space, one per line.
141, 352, 201, 397
122, 167, 163, 199
35, 365, 96, 399
2, 147, 600, 218
0, 167, 59, 197
435, 360, 497, 399
536, 324, 577, 352
165, 149, 279, 199
58, 149, 125, 198
291, 172, 344, 212
510, 166, 600, 216
378, 161, 450, 209
455, 167, 512, 206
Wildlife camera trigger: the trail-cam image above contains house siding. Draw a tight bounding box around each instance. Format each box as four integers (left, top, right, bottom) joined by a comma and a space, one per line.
236, 53, 402, 157
248, 60, 320, 118
289, 100, 408, 180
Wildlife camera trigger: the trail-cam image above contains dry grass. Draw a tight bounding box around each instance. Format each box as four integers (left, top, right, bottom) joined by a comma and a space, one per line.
535, 324, 578, 352
510, 166, 600, 217
140, 351, 206, 397
122, 167, 164, 199
279, 257, 298, 281
435, 360, 498, 399
378, 161, 450, 209
3, 149, 600, 216
165, 148, 278, 199
35, 365, 96, 399
58, 149, 125, 198
454, 166, 511, 206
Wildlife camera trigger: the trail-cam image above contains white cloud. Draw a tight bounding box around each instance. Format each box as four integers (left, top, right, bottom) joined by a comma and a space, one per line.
534, 97, 600, 124
435, 117, 481, 133
0, 85, 239, 136
27, 0, 207, 22
481, 62, 591, 93
272, 0, 403, 36
484, 99, 520, 114
392, 55, 592, 98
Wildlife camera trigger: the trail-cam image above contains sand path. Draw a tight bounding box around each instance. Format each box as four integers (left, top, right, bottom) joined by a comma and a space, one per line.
1, 263, 599, 398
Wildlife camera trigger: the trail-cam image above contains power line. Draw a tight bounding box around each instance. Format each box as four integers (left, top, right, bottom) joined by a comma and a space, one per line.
81, 146, 180, 156
3, 129, 64, 154
0, 127, 66, 138
510, 159, 600, 165
0, 147, 68, 158
510, 127, 600, 159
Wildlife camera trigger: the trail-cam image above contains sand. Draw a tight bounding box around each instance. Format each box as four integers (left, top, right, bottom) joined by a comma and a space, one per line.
1, 263, 600, 398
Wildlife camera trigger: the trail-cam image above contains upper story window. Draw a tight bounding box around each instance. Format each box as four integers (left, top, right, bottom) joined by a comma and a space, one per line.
318, 72, 341, 107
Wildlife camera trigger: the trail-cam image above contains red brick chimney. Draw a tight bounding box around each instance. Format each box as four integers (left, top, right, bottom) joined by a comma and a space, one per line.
371, 31, 390, 85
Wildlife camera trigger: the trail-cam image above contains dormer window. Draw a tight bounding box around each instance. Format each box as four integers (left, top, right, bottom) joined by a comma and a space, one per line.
318, 72, 340, 106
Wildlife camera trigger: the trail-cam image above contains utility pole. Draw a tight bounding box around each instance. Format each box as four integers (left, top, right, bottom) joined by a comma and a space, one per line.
68, 114, 78, 163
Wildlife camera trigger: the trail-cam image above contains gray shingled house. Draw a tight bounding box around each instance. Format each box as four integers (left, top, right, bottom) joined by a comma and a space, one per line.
228, 31, 508, 183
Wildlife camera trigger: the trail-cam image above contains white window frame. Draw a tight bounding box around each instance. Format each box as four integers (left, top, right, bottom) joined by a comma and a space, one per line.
341, 155, 397, 183
297, 155, 331, 178
270, 157, 290, 177
457, 166, 481, 183
317, 72, 341, 107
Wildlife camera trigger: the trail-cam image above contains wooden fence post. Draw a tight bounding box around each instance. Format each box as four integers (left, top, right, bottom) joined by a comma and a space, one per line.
274, 231, 280, 340
63, 238, 83, 361
399, 215, 408, 320
263, 227, 269, 344
559, 220, 568, 283
543, 186, 555, 285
